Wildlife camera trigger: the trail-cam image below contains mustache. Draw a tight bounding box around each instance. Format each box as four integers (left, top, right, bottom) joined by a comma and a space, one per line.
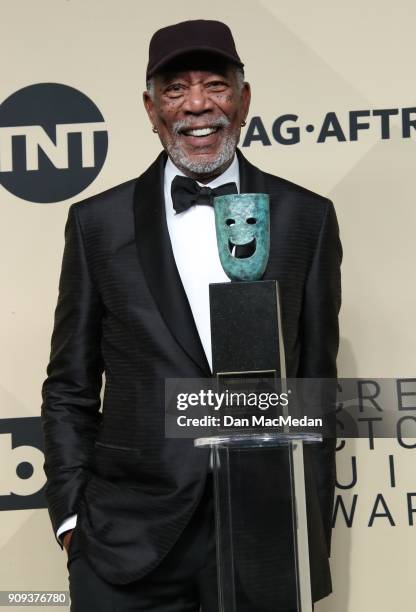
172, 116, 231, 135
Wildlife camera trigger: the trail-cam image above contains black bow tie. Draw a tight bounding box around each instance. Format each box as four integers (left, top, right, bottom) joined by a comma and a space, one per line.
171, 175, 238, 214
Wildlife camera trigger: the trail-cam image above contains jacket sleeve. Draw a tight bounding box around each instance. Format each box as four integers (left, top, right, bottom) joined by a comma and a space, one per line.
298, 199, 342, 379
41, 203, 104, 548
297, 199, 342, 556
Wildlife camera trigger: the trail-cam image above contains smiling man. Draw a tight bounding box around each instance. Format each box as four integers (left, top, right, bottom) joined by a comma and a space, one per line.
41, 19, 342, 612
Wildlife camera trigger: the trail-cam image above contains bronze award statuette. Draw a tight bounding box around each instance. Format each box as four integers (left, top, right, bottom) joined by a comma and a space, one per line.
213, 193, 270, 281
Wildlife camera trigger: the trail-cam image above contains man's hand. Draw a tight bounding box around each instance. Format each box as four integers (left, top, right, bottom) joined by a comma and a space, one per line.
62, 530, 74, 554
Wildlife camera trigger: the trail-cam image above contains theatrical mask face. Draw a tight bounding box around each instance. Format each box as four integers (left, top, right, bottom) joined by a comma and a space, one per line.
214, 194, 270, 281
143, 55, 251, 182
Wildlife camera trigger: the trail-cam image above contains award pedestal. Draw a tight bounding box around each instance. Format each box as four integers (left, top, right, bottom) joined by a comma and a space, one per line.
196, 281, 319, 612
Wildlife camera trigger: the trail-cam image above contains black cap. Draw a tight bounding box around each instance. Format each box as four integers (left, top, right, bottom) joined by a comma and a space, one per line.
146, 19, 244, 80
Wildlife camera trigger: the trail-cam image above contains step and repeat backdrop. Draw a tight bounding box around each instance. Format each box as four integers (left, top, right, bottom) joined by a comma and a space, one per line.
1, 1, 415, 611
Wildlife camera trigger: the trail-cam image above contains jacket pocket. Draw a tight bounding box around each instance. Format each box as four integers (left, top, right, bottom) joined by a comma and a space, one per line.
94, 441, 142, 453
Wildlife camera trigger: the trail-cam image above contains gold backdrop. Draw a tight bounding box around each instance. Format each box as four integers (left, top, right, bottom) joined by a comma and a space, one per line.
1, 1, 414, 610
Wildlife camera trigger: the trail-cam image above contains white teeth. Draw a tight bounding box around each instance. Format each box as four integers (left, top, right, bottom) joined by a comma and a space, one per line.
184, 127, 218, 137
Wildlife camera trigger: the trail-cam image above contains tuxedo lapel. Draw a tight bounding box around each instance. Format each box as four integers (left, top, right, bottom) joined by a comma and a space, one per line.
133, 151, 211, 376
237, 148, 276, 279
237, 148, 268, 194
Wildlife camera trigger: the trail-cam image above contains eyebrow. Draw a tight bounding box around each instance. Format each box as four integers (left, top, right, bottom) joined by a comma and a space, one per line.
159, 70, 229, 85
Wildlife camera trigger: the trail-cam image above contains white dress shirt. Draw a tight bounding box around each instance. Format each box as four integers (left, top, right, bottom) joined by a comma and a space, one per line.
56, 154, 239, 543
164, 155, 238, 369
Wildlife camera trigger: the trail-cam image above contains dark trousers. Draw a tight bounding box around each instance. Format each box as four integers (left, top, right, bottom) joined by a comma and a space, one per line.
67, 474, 309, 611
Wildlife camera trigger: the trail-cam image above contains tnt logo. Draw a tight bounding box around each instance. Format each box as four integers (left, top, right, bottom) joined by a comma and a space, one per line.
0, 418, 46, 510
0, 83, 108, 203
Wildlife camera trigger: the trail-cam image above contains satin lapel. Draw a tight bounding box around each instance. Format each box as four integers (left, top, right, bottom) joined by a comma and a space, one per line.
237, 148, 268, 194
237, 148, 275, 278
133, 151, 211, 376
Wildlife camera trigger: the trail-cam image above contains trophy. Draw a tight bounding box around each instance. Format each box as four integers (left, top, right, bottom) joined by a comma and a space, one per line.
213, 193, 270, 281
194, 193, 320, 612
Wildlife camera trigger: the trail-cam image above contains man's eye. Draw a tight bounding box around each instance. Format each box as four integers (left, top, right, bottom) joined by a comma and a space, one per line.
206, 81, 227, 91
165, 84, 185, 96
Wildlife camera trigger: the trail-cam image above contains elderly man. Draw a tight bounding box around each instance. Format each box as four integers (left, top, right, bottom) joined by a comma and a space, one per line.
41, 19, 341, 612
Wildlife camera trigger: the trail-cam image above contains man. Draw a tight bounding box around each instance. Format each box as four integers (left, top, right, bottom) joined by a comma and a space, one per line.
41, 19, 341, 612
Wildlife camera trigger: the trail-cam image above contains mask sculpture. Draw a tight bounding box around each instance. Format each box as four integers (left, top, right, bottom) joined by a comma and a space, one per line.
213, 193, 270, 281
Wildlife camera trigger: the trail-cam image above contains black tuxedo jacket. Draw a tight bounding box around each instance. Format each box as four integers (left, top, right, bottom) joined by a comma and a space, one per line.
41, 148, 341, 602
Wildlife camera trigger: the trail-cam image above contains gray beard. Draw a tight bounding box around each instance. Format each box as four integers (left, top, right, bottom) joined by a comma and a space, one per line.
166, 134, 237, 176
165, 118, 238, 178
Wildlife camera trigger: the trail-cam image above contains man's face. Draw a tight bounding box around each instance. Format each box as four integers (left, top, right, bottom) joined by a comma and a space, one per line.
143, 57, 251, 181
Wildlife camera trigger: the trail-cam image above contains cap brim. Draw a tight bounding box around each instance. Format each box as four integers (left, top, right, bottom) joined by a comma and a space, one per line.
147, 46, 244, 79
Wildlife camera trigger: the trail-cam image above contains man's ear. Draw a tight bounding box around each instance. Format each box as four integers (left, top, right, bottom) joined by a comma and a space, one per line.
143, 91, 156, 127
241, 82, 251, 123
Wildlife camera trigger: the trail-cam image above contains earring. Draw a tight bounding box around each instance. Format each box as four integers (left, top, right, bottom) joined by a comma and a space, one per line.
241, 120, 247, 127
152, 126, 158, 133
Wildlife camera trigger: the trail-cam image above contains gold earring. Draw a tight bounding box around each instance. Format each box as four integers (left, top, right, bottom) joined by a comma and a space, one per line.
152, 126, 158, 133
241, 120, 247, 127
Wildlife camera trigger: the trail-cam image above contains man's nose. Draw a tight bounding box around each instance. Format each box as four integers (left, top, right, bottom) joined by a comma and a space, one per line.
182, 85, 214, 114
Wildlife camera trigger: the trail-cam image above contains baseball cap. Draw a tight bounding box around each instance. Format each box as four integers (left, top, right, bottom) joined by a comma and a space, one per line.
146, 19, 244, 80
